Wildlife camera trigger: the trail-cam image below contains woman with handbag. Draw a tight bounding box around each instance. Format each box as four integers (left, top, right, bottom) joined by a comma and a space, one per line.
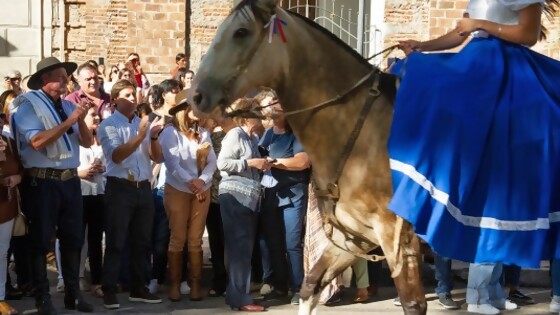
0, 113, 22, 315
217, 98, 270, 312
159, 95, 216, 302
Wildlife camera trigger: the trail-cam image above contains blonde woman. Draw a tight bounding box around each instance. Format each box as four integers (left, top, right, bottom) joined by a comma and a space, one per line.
159, 97, 216, 302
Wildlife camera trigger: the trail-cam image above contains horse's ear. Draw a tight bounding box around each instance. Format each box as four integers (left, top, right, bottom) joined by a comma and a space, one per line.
254, 0, 280, 17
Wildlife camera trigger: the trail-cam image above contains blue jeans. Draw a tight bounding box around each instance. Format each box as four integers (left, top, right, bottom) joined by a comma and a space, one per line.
259, 186, 307, 293
151, 188, 170, 283
466, 263, 506, 305
552, 260, 560, 296
220, 193, 259, 308
434, 254, 453, 295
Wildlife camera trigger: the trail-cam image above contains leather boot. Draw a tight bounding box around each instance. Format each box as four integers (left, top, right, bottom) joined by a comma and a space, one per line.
61, 250, 94, 313
32, 254, 57, 315
167, 251, 182, 302
188, 251, 203, 301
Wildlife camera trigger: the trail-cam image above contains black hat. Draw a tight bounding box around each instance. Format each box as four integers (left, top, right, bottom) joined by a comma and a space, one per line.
28, 57, 77, 90
169, 102, 190, 116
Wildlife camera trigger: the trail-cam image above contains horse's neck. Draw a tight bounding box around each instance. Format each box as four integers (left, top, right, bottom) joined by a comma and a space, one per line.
275, 12, 381, 185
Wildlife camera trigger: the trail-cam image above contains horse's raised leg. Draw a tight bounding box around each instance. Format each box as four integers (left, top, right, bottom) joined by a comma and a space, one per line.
299, 239, 357, 315
376, 214, 427, 315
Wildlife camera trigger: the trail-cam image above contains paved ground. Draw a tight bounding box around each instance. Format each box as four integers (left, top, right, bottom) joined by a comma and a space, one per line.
8, 284, 556, 315
8, 263, 555, 315
9, 239, 552, 314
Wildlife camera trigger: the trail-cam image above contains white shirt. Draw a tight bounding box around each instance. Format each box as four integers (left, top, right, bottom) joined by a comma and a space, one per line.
97, 110, 153, 181
467, 0, 544, 37
78, 144, 106, 195
159, 126, 217, 193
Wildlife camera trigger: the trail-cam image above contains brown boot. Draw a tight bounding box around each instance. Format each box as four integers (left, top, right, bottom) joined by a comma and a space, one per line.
167, 251, 182, 302
188, 251, 203, 301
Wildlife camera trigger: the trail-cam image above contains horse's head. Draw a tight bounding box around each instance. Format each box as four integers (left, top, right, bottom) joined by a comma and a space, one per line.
189, 0, 286, 117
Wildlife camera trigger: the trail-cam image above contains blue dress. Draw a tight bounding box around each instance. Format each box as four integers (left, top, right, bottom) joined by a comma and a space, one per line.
388, 33, 560, 267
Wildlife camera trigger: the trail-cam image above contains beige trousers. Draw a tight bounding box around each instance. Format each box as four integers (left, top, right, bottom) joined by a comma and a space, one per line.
164, 184, 211, 253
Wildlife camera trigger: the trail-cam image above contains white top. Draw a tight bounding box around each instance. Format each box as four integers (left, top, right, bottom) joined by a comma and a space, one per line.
78, 144, 106, 195
467, 0, 544, 37
159, 126, 217, 193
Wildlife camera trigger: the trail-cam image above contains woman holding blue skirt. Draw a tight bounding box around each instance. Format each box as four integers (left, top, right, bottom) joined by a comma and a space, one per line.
389, 0, 560, 271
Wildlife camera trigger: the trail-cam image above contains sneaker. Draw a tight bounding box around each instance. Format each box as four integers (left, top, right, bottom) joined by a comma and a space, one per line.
393, 296, 402, 307
437, 293, 460, 310
56, 279, 65, 293
263, 290, 288, 301
79, 277, 90, 292
508, 289, 535, 305
490, 299, 518, 310
291, 292, 300, 305
103, 292, 120, 309
129, 287, 162, 304
147, 279, 159, 294
550, 297, 560, 313
323, 289, 343, 306
260, 283, 274, 296
467, 304, 500, 315
180, 281, 190, 295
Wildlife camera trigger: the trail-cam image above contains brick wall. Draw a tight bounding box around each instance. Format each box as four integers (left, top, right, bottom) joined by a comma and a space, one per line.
189, 0, 233, 72
55, 0, 559, 86
385, 0, 560, 59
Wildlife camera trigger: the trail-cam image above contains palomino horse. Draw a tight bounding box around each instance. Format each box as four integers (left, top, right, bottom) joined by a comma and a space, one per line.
190, 0, 427, 314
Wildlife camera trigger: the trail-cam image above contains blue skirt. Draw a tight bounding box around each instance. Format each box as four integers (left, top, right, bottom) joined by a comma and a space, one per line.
388, 36, 560, 268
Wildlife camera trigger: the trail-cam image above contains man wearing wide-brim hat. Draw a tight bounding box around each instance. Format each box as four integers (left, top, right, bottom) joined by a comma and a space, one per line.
12, 57, 94, 315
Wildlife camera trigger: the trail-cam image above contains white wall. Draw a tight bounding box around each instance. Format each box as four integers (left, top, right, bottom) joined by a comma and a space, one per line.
0, 0, 52, 77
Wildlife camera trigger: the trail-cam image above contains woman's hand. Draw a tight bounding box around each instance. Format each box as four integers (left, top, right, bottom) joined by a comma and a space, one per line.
398, 40, 422, 55
78, 168, 97, 180
455, 18, 481, 36
188, 178, 205, 193
247, 158, 271, 171
3, 175, 21, 188
195, 193, 206, 203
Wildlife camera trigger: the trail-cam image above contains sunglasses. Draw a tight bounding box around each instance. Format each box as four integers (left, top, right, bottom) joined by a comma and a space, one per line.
9, 77, 21, 82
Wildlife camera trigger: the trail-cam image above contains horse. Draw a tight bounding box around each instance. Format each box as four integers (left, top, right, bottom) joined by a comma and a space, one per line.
189, 0, 427, 314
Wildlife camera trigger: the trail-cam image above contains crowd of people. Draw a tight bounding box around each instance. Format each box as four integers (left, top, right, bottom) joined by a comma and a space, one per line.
1, 0, 560, 313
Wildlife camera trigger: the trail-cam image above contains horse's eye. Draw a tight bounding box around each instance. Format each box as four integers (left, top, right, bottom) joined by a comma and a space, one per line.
233, 28, 250, 38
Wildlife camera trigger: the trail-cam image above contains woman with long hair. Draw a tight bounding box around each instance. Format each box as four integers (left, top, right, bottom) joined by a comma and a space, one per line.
159, 97, 216, 302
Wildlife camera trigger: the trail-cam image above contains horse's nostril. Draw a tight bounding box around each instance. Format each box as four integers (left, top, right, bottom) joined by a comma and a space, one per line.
193, 91, 203, 105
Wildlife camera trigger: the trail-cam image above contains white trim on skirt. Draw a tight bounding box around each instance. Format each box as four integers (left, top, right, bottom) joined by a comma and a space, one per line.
389, 159, 555, 231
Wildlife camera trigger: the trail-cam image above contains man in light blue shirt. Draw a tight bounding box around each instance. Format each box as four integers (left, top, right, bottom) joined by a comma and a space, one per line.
13, 57, 93, 315
96, 79, 163, 309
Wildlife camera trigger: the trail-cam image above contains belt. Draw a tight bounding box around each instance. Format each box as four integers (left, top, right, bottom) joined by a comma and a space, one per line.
26, 168, 77, 181
107, 176, 150, 189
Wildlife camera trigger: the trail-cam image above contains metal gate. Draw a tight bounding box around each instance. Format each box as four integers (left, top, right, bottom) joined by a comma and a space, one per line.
281, 0, 384, 61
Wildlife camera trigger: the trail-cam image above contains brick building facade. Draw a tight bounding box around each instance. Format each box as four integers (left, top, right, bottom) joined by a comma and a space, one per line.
7, 0, 558, 81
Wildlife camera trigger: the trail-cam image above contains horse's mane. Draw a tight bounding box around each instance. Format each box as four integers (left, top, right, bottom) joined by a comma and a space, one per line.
542, 0, 560, 40
231, 0, 374, 70
285, 10, 375, 70
231, 1, 396, 100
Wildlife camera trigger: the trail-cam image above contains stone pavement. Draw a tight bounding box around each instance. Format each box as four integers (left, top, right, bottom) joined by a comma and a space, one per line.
7, 261, 554, 315
7, 284, 555, 315
9, 239, 551, 314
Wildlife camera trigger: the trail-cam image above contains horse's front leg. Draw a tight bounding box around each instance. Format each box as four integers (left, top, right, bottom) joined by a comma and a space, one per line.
376, 213, 427, 315
299, 241, 356, 315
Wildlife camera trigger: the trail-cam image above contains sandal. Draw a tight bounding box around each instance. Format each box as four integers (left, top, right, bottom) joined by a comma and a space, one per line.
0, 301, 18, 315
